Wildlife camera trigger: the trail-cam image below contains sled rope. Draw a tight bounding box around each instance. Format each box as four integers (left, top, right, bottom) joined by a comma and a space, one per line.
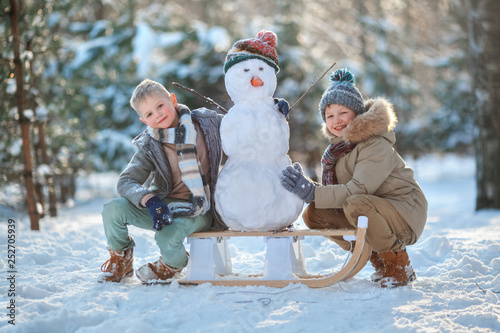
215, 286, 319, 305
476, 282, 500, 294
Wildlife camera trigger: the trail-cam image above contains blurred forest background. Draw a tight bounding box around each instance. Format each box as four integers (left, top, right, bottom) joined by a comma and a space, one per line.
1, 0, 498, 229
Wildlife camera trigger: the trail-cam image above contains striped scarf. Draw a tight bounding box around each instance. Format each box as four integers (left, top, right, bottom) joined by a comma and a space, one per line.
321, 140, 356, 215
148, 107, 210, 218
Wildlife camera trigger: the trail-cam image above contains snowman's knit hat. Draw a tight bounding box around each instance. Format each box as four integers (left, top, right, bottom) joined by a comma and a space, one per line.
319, 68, 365, 121
224, 30, 280, 74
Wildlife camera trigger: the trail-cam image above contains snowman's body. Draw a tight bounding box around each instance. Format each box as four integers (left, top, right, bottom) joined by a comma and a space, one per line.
215, 58, 303, 231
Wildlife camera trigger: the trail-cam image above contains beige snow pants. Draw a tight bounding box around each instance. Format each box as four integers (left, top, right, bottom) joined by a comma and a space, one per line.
303, 194, 417, 253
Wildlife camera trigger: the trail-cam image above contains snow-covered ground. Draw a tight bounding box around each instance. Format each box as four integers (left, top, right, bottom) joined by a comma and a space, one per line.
1, 154, 499, 332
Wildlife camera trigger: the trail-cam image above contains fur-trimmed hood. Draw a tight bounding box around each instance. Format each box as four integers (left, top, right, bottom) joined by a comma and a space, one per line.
322, 98, 398, 144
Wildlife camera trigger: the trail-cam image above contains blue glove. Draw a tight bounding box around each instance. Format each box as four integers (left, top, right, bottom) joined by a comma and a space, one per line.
274, 98, 290, 120
145, 196, 173, 231
280, 163, 315, 203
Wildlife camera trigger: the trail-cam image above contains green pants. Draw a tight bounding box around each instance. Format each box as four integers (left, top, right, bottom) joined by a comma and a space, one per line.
102, 197, 213, 268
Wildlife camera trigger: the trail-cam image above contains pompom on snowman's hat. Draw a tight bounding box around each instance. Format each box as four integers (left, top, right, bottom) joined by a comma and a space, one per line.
319, 68, 365, 121
223, 30, 280, 74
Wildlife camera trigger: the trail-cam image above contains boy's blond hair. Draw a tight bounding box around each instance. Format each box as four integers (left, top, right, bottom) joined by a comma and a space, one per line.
130, 78, 171, 114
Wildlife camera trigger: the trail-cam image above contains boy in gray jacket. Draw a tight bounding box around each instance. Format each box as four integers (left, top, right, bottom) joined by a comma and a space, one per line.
99, 79, 226, 283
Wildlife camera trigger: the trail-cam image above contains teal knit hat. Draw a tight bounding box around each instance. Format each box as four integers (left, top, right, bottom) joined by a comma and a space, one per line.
319, 68, 365, 121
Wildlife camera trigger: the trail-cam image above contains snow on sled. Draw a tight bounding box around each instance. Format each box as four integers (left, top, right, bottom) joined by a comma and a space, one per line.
147, 216, 371, 288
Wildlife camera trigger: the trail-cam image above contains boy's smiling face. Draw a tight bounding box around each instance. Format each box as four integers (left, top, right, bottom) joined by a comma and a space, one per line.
324, 104, 357, 138
138, 92, 179, 129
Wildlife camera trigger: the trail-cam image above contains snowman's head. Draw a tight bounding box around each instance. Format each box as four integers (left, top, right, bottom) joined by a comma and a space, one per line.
225, 58, 277, 103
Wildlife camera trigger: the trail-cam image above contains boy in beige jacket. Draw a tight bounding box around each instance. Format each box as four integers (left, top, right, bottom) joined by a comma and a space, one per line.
281, 69, 428, 288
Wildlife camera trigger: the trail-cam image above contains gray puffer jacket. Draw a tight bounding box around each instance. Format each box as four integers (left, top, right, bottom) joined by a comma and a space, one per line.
117, 105, 227, 230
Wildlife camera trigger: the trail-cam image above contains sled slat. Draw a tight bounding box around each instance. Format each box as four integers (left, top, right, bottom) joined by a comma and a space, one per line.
189, 228, 356, 238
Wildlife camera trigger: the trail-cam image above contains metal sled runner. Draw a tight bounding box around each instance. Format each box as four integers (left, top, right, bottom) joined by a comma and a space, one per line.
175, 216, 371, 288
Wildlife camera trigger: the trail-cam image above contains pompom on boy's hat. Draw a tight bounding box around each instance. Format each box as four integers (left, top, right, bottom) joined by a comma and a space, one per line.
319, 68, 365, 121
223, 30, 280, 74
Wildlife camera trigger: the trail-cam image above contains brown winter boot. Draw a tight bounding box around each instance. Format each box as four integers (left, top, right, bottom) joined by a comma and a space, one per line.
369, 251, 385, 282
98, 247, 134, 283
135, 257, 182, 283
378, 250, 416, 288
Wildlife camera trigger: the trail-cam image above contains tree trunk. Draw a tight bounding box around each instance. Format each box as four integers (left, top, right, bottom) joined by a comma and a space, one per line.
9, 0, 40, 229
469, 0, 500, 209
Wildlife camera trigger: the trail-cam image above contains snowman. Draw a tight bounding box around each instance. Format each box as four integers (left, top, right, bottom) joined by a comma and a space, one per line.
214, 30, 304, 231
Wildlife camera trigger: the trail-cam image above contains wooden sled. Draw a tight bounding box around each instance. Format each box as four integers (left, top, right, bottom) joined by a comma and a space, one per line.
157, 216, 371, 288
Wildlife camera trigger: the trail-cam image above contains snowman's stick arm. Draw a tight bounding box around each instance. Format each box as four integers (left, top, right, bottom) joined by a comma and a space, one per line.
289, 62, 337, 112
172, 82, 228, 114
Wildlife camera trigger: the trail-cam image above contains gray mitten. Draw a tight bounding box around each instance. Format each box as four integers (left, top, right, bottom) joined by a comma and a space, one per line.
280, 163, 315, 203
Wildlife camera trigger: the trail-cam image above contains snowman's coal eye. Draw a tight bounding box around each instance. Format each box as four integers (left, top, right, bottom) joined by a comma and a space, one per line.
259, 67, 264, 71
244, 69, 249, 72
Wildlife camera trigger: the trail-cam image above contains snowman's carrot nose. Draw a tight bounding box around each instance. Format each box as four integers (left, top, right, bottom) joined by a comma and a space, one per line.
251, 77, 264, 87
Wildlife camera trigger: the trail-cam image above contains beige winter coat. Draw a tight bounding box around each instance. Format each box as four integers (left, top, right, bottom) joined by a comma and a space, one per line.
314, 98, 428, 239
